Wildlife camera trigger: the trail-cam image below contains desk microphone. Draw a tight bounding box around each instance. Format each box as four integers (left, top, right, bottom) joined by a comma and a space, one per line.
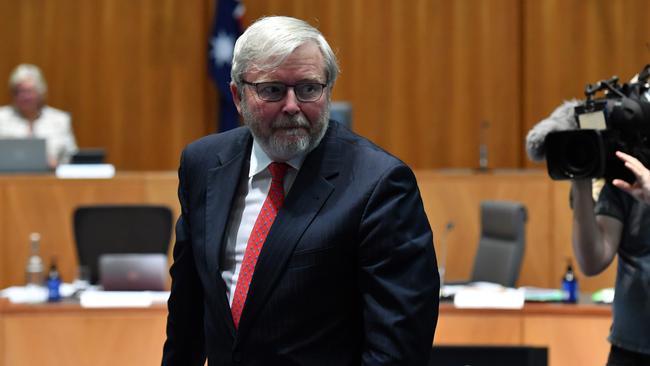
438, 221, 455, 290
479, 120, 490, 171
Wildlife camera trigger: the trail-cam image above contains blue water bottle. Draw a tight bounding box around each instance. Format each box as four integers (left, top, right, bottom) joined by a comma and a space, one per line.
47, 257, 62, 302
562, 258, 578, 303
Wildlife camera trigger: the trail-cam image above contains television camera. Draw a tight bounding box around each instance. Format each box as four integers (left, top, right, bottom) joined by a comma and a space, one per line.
545, 65, 650, 183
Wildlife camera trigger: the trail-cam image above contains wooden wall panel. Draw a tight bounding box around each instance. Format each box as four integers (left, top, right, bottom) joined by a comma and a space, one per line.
416, 170, 553, 288
243, 0, 523, 170
436, 304, 612, 366
5, 178, 144, 286
434, 312, 522, 345
0, 172, 620, 292
0, 301, 611, 366
0, 0, 213, 171
524, 315, 611, 366
0, 174, 179, 288
3, 310, 166, 366
1, 1, 649, 171
523, 0, 650, 168
417, 170, 616, 292
0, 0, 522, 170
0, 0, 644, 293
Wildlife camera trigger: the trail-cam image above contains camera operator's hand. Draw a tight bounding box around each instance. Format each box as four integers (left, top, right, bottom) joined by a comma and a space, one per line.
612, 151, 650, 204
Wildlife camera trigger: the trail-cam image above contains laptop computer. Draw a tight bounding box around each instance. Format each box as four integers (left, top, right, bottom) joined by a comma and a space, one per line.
99, 253, 168, 291
0, 138, 49, 172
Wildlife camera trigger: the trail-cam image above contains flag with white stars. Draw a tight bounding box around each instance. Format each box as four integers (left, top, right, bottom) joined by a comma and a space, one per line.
208, 0, 244, 132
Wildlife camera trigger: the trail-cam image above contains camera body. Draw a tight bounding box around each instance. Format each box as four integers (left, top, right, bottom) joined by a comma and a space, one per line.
545, 66, 650, 183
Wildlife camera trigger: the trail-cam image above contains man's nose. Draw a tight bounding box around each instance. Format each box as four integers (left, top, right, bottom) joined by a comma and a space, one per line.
281, 87, 301, 115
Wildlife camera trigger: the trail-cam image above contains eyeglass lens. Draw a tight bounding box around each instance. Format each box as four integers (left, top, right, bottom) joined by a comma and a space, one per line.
256, 82, 324, 102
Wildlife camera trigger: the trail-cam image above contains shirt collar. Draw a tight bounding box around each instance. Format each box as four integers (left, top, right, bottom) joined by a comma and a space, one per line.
249, 139, 306, 178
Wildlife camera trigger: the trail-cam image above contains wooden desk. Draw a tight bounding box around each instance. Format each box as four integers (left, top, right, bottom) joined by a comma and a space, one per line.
0, 298, 167, 366
0, 170, 615, 291
416, 169, 616, 292
436, 302, 612, 366
0, 299, 611, 366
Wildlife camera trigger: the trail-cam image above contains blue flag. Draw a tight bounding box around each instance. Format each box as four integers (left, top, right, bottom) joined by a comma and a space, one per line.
208, 0, 244, 132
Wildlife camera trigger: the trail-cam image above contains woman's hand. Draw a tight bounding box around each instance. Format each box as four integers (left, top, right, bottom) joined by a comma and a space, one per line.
612, 151, 650, 204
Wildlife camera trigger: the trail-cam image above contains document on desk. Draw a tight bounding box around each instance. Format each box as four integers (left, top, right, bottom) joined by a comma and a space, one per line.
453, 282, 525, 309
0, 286, 48, 304
521, 286, 565, 302
80, 290, 170, 308
55, 164, 115, 179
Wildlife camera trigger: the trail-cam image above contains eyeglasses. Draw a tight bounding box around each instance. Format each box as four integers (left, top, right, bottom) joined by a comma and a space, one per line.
242, 80, 327, 103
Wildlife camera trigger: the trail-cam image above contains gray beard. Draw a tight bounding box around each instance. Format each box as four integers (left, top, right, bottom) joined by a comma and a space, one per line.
241, 102, 330, 161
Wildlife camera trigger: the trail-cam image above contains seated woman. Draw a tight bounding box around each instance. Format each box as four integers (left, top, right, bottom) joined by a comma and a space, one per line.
0, 63, 77, 167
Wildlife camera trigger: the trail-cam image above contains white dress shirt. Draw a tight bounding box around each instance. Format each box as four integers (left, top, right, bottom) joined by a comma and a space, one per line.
220, 140, 305, 305
0, 105, 78, 163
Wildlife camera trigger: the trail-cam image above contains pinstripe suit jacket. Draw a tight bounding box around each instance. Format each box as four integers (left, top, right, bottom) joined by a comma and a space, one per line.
162, 121, 439, 366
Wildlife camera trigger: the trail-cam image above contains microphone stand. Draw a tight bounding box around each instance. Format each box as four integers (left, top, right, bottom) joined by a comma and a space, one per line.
479, 120, 489, 171
438, 221, 455, 295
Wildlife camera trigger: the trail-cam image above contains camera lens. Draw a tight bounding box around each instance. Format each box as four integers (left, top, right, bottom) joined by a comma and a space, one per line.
546, 129, 605, 180
563, 133, 599, 175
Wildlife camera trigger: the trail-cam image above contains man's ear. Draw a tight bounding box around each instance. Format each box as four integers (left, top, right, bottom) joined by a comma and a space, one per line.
230, 82, 242, 114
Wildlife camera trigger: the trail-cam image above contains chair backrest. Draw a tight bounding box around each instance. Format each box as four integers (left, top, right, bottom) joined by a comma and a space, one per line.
470, 200, 527, 287
330, 101, 353, 129
73, 204, 173, 284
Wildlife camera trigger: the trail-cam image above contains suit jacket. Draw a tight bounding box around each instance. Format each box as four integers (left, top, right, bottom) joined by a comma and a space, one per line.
162, 121, 439, 366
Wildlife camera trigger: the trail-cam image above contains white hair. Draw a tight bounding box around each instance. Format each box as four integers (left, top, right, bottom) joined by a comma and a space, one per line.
230, 16, 339, 90
9, 64, 48, 95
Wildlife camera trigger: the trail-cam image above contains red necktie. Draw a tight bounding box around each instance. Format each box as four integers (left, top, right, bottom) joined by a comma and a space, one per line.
231, 162, 289, 329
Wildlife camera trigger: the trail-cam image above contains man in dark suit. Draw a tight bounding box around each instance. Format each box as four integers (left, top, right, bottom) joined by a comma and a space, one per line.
162, 16, 439, 366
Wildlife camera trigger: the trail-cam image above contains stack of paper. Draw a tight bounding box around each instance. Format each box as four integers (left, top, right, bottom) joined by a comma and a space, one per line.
55, 164, 115, 179
453, 282, 525, 309
522, 286, 566, 302
80, 290, 169, 308
0, 285, 48, 304
591, 288, 615, 304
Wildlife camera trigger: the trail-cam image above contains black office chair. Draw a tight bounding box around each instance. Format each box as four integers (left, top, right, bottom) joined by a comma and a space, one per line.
470, 200, 528, 287
73, 204, 173, 284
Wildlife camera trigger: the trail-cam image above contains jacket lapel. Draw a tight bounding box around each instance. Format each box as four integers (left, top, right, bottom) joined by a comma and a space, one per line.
235, 125, 341, 340
204, 131, 252, 334
205, 131, 252, 278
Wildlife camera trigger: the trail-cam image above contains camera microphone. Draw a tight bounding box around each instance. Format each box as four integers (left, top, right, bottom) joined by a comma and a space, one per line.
525, 99, 580, 162
637, 64, 650, 83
